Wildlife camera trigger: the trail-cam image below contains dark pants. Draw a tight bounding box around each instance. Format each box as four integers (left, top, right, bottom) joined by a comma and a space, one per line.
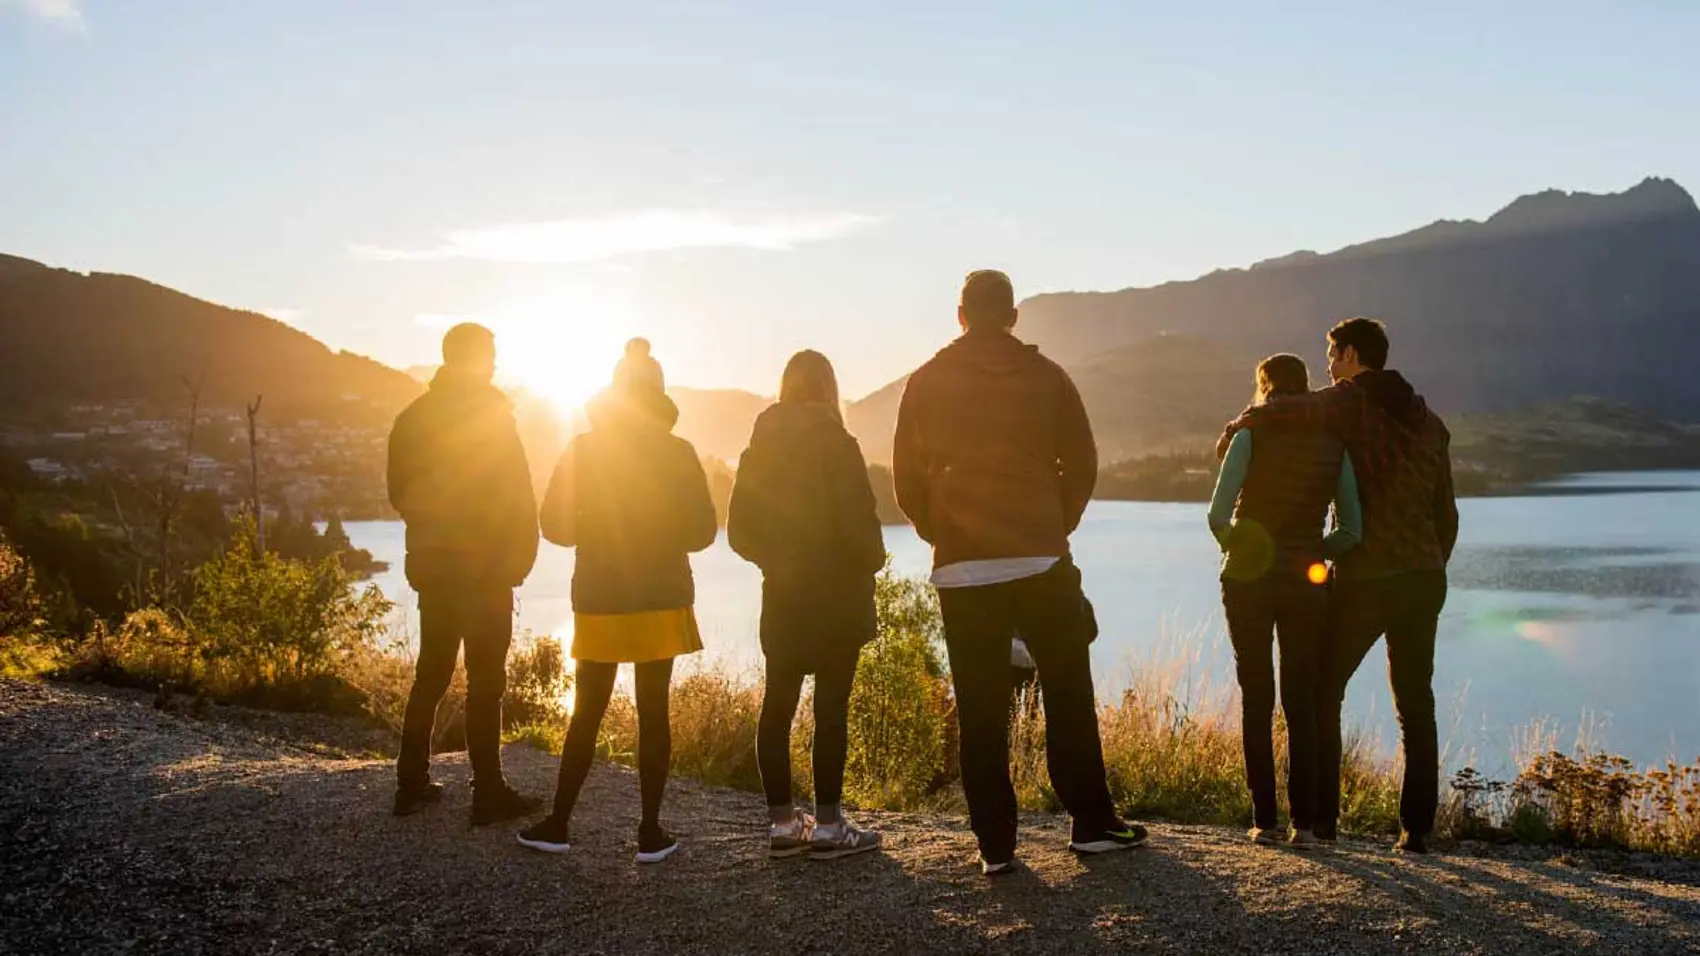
1221, 575, 1327, 831
1317, 570, 1448, 837
550, 658, 674, 828
758, 647, 860, 811
397, 587, 515, 790
937, 561, 1119, 863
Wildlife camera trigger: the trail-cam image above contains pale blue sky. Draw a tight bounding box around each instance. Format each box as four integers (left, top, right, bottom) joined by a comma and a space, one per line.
4, 1, 1697, 402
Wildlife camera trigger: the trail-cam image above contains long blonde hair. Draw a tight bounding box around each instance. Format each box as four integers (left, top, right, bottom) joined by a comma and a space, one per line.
779, 350, 843, 424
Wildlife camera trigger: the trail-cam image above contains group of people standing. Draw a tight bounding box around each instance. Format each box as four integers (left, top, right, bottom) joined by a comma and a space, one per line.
384, 267, 1455, 874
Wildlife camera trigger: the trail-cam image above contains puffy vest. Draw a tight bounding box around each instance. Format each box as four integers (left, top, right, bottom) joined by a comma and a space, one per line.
1222, 428, 1344, 583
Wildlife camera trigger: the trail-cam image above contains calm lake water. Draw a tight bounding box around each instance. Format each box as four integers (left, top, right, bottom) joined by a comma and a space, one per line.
345, 471, 1700, 773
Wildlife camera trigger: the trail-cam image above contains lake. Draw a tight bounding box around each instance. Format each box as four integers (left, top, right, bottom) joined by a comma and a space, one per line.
344, 471, 1700, 774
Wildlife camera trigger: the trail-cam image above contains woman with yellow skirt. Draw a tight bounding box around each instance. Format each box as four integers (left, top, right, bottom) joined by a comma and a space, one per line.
518, 339, 718, 863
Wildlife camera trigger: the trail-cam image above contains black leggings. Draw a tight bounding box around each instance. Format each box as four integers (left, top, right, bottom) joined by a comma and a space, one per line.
549, 658, 674, 828
757, 650, 859, 811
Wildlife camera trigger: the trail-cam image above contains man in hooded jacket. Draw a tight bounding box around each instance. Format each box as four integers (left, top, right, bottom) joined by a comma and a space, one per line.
387, 323, 541, 823
1217, 317, 1458, 853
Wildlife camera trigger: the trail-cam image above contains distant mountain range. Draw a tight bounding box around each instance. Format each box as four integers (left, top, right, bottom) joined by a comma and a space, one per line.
1018, 177, 1700, 419
0, 256, 419, 422
6, 176, 1698, 484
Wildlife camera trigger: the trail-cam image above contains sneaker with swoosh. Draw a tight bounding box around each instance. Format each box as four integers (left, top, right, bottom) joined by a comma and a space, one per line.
1069, 823, 1150, 854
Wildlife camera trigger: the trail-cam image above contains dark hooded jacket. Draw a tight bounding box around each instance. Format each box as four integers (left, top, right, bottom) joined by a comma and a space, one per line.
728, 401, 885, 670
892, 329, 1097, 569
1218, 369, 1458, 579
387, 369, 539, 592
539, 388, 718, 615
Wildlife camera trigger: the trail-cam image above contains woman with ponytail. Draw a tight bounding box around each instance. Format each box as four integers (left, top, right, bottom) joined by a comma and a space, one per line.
518, 339, 718, 864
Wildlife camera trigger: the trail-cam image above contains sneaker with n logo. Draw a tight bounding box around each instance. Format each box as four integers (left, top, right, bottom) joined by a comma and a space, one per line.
1069, 822, 1150, 854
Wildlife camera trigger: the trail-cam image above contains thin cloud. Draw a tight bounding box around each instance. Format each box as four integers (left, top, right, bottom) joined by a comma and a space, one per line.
5, 0, 85, 30
351, 209, 877, 265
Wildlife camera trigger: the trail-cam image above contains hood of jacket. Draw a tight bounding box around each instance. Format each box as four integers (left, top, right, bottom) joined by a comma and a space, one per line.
427, 367, 512, 412
585, 387, 680, 434
748, 399, 845, 449
1350, 369, 1430, 429
930, 328, 1047, 377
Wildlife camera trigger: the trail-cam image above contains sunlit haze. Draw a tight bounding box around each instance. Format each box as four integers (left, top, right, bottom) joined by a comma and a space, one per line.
5, 1, 1700, 397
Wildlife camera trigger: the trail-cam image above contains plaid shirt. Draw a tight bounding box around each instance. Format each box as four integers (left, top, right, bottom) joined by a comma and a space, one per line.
1216, 373, 1458, 579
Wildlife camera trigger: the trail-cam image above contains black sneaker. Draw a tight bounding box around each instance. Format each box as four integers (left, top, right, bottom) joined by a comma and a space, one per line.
393, 781, 444, 817
1313, 826, 1339, 844
516, 816, 573, 854
636, 825, 680, 864
470, 784, 543, 826
1070, 823, 1150, 854
1394, 830, 1429, 855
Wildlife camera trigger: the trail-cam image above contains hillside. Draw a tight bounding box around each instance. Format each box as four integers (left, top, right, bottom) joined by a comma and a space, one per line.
0, 258, 421, 421
845, 334, 1250, 465
6, 679, 1699, 956
1450, 396, 1700, 482
671, 387, 772, 463
1018, 178, 1700, 419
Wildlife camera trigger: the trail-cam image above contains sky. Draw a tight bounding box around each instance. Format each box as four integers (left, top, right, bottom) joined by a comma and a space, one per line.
4, 1, 1699, 406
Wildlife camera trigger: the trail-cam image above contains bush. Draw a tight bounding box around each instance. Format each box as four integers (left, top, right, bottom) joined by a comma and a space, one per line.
841, 569, 952, 808
0, 530, 45, 638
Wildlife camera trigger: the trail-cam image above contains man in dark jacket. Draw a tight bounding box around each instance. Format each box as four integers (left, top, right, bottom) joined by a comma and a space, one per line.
388, 323, 541, 823
1217, 317, 1458, 853
894, 270, 1147, 874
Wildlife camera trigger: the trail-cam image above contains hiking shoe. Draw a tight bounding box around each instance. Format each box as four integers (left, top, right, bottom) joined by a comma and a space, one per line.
636, 825, 680, 864
470, 784, 543, 826
1394, 830, 1429, 855
516, 816, 573, 854
1247, 826, 1280, 847
810, 818, 883, 861
1070, 823, 1150, 854
1287, 828, 1321, 850
980, 855, 1019, 877
393, 781, 444, 817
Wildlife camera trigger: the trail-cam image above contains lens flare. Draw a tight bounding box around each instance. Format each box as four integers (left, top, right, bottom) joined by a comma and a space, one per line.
1307, 562, 1329, 585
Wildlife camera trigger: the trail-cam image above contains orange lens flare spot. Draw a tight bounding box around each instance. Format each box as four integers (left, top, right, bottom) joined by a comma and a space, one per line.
1306, 563, 1329, 586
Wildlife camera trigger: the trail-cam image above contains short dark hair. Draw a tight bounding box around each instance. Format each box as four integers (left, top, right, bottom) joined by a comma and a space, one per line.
961, 269, 1017, 330
1327, 317, 1389, 370
441, 322, 495, 366
1255, 353, 1309, 402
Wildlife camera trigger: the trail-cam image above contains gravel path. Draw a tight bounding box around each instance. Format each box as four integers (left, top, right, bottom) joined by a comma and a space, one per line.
4, 679, 1699, 956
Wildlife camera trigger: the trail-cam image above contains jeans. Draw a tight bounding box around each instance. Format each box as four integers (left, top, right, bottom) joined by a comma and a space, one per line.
937, 560, 1120, 863
1317, 570, 1448, 837
1221, 575, 1327, 831
549, 658, 674, 828
397, 587, 515, 790
757, 647, 860, 812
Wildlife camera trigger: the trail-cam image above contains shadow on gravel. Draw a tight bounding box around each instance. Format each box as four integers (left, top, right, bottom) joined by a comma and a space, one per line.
1308, 844, 1700, 951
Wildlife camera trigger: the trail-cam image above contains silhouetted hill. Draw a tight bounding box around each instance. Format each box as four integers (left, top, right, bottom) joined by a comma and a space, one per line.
845, 334, 1250, 465
0, 260, 421, 421
1019, 177, 1700, 418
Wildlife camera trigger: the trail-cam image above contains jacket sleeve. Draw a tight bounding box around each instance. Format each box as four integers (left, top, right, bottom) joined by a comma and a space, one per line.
725, 443, 768, 567
892, 375, 933, 542
833, 433, 887, 576
539, 442, 578, 548
1056, 371, 1098, 533
1208, 429, 1252, 548
386, 408, 418, 517
1323, 452, 1363, 558
497, 413, 540, 581
1434, 432, 1460, 563
1215, 406, 1256, 460
678, 445, 721, 554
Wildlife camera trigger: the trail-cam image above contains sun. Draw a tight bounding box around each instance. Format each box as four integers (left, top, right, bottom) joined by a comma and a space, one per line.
486, 287, 638, 417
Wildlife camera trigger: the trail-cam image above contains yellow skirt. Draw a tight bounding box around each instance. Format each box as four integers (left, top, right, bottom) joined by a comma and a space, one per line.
571, 607, 703, 664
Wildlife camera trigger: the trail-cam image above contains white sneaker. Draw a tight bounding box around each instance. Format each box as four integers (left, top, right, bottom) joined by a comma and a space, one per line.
769, 810, 814, 859
809, 818, 882, 860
